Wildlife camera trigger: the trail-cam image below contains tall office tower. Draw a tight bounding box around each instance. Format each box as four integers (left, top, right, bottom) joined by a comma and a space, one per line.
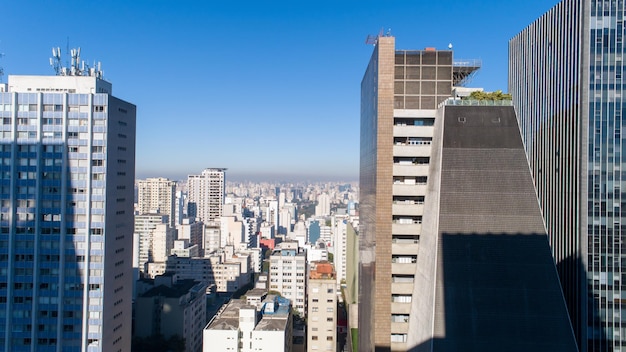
509, 1, 626, 350
307, 261, 337, 352
359, 35, 577, 351
136, 177, 176, 226
187, 168, 226, 223
269, 241, 307, 315
0, 64, 135, 351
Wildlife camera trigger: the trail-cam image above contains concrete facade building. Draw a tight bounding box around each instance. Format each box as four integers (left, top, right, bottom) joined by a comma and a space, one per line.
134, 213, 169, 275
203, 294, 293, 352
0, 72, 136, 351
135, 275, 207, 352
188, 168, 226, 223
136, 177, 176, 227
359, 36, 576, 351
177, 217, 203, 255
509, 1, 626, 350
307, 261, 337, 352
269, 242, 307, 315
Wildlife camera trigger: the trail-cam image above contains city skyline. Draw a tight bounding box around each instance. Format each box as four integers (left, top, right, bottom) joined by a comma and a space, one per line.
3, 1, 557, 181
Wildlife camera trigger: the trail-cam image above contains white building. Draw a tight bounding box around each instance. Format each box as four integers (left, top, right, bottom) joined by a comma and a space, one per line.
137, 177, 176, 226
171, 239, 200, 258
134, 213, 169, 274
203, 294, 293, 352
0, 70, 136, 351
307, 261, 337, 352
315, 193, 331, 217
332, 215, 348, 285
177, 217, 204, 254
269, 242, 307, 315
187, 168, 226, 222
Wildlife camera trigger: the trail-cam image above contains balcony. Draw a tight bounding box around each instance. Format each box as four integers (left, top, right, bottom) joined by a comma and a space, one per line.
392, 202, 423, 216
393, 124, 434, 137
393, 164, 429, 176
392, 183, 427, 196
392, 222, 421, 235
392, 241, 419, 255
391, 282, 414, 295
391, 263, 417, 275
390, 302, 411, 314
393, 144, 431, 158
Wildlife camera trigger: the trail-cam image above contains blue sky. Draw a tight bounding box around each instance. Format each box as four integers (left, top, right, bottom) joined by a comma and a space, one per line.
3, 1, 557, 182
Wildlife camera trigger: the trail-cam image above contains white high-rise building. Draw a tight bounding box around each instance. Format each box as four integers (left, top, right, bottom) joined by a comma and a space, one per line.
0, 68, 136, 351
269, 241, 307, 315
315, 193, 331, 217
187, 168, 226, 223
136, 177, 176, 226
134, 213, 169, 274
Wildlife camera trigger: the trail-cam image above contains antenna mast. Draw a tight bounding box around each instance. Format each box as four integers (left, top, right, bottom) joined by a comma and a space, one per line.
49, 46, 103, 78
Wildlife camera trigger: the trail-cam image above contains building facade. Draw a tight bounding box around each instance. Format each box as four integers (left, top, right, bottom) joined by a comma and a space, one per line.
136, 177, 176, 227
135, 276, 206, 352
359, 36, 455, 350
307, 261, 337, 352
509, 1, 624, 350
269, 242, 307, 315
187, 168, 226, 223
0, 73, 135, 351
203, 294, 293, 352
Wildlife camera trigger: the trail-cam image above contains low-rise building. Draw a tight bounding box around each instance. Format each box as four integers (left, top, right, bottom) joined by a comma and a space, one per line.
203, 294, 293, 352
135, 275, 207, 352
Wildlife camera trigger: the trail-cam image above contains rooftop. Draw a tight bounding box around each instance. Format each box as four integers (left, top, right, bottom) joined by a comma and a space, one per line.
309, 261, 336, 280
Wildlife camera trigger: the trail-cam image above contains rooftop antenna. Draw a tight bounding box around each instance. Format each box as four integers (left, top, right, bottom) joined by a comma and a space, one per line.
365, 28, 386, 46
49, 45, 104, 78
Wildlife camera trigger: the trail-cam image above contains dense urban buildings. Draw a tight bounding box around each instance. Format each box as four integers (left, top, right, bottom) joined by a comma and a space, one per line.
187, 168, 226, 223
359, 35, 577, 351
509, 0, 626, 350
0, 65, 136, 351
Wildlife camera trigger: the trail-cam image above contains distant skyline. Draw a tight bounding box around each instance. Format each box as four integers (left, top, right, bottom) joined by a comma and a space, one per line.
3, 0, 557, 181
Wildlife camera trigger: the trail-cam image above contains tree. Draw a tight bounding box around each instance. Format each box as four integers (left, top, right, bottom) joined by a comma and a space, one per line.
465, 90, 512, 101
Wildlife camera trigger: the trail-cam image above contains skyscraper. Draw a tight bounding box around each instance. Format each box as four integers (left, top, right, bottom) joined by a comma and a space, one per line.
359, 36, 458, 351
136, 177, 176, 227
0, 63, 135, 351
509, 1, 624, 350
360, 35, 576, 351
187, 168, 226, 223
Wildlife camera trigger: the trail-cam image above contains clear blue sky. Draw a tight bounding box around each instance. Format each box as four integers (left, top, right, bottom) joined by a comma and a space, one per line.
3, 0, 557, 182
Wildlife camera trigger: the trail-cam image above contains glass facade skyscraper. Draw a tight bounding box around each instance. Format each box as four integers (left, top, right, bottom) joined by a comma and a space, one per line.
0, 74, 135, 351
510, 0, 626, 350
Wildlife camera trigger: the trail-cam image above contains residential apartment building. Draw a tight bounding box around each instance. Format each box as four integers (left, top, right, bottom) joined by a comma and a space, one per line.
188, 168, 226, 223
269, 241, 307, 315
135, 275, 206, 352
136, 177, 176, 226
0, 69, 135, 351
134, 213, 175, 275
307, 261, 337, 352
203, 294, 293, 352
509, 1, 626, 350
